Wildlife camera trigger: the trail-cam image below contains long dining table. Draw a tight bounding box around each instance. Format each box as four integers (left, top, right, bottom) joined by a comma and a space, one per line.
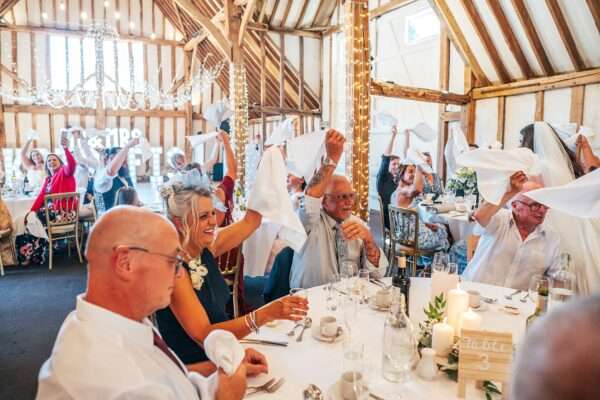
242, 277, 534, 399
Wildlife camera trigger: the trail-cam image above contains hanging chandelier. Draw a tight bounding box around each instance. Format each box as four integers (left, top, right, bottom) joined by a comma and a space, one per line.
0, 20, 225, 111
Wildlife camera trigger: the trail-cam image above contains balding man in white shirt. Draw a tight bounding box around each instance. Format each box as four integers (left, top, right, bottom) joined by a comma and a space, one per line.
36, 207, 247, 400
462, 172, 561, 290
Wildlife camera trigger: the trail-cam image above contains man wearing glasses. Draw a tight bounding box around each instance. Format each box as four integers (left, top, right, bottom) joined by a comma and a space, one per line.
289, 130, 388, 289
463, 171, 561, 290
36, 207, 248, 400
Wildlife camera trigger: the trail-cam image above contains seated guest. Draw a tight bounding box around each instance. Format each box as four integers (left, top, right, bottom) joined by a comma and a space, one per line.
512, 295, 600, 400
290, 130, 388, 288
170, 150, 187, 173
422, 151, 444, 196
36, 207, 249, 400
390, 163, 449, 253
30, 136, 76, 213
157, 183, 308, 367
376, 125, 403, 229
94, 138, 137, 212
114, 186, 142, 207
462, 171, 560, 290
20, 137, 47, 188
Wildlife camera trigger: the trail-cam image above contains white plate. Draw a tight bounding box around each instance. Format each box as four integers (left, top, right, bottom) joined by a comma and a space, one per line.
367, 296, 390, 312
311, 324, 345, 343
326, 380, 370, 400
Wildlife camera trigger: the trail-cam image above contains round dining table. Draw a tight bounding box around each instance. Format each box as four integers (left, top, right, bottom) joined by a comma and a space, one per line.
417, 205, 475, 242
4, 195, 36, 220
243, 278, 534, 400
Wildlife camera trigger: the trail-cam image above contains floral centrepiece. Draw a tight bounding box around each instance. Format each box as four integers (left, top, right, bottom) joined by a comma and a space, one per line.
188, 257, 209, 290
446, 167, 477, 195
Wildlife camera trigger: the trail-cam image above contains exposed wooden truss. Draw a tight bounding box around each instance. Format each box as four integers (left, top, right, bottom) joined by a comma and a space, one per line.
370, 80, 470, 105
545, 0, 585, 71
511, 0, 554, 76
588, 0, 600, 34
369, 0, 418, 20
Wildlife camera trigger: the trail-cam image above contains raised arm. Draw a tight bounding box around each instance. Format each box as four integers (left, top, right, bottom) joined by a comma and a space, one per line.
210, 209, 262, 257
106, 138, 138, 177
305, 129, 346, 198
383, 126, 398, 156
219, 131, 237, 181
77, 133, 102, 169
202, 140, 221, 174
61, 138, 77, 177
474, 171, 526, 227
20, 139, 35, 169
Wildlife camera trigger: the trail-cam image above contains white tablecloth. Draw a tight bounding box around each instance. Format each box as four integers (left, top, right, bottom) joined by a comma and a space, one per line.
245, 278, 534, 399
4, 196, 36, 219
418, 205, 475, 241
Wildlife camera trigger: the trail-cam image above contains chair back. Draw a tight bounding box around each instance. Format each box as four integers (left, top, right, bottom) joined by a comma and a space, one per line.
43, 192, 80, 229
377, 194, 389, 236
388, 205, 420, 251
217, 246, 242, 317
263, 247, 294, 303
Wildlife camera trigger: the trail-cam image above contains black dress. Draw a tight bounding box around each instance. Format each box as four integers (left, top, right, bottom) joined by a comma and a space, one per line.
156, 248, 231, 364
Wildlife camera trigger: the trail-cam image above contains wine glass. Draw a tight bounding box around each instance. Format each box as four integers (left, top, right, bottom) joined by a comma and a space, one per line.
528, 274, 548, 304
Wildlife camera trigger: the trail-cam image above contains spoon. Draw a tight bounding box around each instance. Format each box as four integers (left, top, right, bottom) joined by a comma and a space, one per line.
304, 384, 324, 399
296, 317, 312, 342
286, 321, 304, 336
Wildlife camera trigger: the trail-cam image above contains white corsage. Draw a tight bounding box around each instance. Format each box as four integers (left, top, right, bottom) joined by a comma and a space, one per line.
188, 257, 209, 290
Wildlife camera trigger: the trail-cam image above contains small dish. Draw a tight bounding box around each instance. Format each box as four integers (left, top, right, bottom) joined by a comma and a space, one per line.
311, 324, 345, 343
470, 303, 489, 312
326, 380, 370, 400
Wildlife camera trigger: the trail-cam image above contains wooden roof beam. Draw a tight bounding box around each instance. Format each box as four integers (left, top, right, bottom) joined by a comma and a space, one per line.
370, 80, 471, 105
428, 0, 489, 86
545, 0, 585, 71
460, 0, 511, 83
511, 0, 554, 76
587, 0, 600, 34
239, 0, 257, 47
246, 22, 322, 38
486, 0, 533, 79
295, 0, 310, 29
369, 0, 418, 19
175, 0, 231, 60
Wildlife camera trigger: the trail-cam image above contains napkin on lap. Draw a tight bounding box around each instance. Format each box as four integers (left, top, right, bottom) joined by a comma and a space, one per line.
246, 146, 307, 252
204, 330, 245, 376
456, 148, 540, 205
525, 168, 600, 218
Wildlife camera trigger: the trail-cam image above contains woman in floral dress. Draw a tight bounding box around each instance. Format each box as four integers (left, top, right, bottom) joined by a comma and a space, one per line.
155, 184, 308, 371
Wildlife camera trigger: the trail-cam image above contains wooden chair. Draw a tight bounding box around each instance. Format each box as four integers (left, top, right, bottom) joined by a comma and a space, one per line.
388, 205, 443, 277
0, 228, 16, 276
79, 197, 97, 253
377, 195, 391, 261
43, 192, 83, 270
217, 247, 243, 318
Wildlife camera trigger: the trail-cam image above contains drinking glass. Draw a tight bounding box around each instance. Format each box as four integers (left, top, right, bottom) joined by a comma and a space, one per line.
341, 296, 358, 337
290, 287, 308, 301
326, 274, 341, 312
447, 253, 458, 275
342, 341, 369, 400
528, 274, 548, 304
341, 261, 359, 294
357, 269, 371, 303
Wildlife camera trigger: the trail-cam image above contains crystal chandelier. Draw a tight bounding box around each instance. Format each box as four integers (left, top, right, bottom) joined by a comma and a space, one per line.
0, 21, 225, 110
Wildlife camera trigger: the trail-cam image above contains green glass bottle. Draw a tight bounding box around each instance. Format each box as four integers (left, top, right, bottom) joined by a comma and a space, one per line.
526, 277, 550, 330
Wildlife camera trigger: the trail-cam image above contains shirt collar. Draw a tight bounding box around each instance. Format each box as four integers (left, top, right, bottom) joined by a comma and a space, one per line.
75, 294, 155, 348
323, 211, 340, 230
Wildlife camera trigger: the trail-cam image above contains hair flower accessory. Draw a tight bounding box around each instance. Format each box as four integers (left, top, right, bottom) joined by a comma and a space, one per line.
188, 257, 209, 290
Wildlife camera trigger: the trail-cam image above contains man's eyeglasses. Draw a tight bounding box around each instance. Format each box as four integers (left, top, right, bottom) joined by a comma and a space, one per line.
514, 200, 548, 212
324, 192, 357, 202
114, 245, 187, 274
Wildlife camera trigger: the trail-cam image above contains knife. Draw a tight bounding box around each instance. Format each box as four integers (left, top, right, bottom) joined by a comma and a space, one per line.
239, 339, 288, 347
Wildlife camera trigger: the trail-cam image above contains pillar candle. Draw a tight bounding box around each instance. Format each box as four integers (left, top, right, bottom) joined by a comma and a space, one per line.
432, 319, 454, 356
447, 285, 469, 336
459, 308, 482, 335
431, 270, 460, 301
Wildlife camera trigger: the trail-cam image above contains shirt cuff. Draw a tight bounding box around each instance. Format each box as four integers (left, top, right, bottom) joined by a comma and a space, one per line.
366, 246, 388, 277
303, 194, 322, 214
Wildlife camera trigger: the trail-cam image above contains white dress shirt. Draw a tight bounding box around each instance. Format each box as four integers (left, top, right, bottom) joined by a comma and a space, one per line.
462, 209, 561, 290
290, 195, 388, 289
36, 295, 218, 400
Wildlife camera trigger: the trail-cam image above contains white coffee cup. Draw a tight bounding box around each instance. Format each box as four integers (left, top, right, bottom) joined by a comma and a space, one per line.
320, 316, 338, 337
341, 371, 363, 400
467, 290, 481, 308
375, 288, 392, 308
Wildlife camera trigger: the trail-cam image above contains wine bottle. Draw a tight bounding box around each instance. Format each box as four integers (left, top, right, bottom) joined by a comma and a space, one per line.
392, 252, 411, 316
526, 277, 550, 330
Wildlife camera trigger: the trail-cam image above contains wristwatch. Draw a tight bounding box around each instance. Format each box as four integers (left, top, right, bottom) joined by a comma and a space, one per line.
322, 156, 337, 168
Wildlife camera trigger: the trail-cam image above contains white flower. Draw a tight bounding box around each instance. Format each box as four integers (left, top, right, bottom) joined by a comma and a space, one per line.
188, 257, 209, 291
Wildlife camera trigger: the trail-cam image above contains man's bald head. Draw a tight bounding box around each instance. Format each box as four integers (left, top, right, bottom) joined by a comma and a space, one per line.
84, 206, 182, 321
512, 295, 600, 400
515, 181, 543, 202
324, 175, 352, 195
511, 180, 549, 228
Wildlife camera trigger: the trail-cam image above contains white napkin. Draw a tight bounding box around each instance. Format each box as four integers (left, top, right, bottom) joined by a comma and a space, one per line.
265, 117, 296, 146
444, 126, 469, 177
376, 112, 398, 128
26, 130, 40, 141
456, 147, 540, 205
411, 122, 436, 142
203, 330, 245, 376
404, 147, 433, 174
552, 122, 600, 154
242, 222, 281, 277
187, 131, 219, 147
286, 130, 326, 182
246, 146, 307, 252
13, 212, 48, 240
203, 100, 233, 128
138, 136, 153, 162
525, 168, 600, 218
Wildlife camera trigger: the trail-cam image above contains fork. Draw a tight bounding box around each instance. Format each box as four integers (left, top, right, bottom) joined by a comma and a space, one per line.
504, 289, 522, 300
265, 378, 285, 394
246, 378, 276, 395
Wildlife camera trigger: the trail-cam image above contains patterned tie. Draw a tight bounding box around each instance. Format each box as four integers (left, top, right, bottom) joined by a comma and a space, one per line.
334, 223, 346, 272
152, 330, 186, 375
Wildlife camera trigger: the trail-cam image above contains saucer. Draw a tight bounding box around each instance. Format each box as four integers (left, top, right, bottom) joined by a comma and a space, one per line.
367, 296, 390, 311
470, 303, 489, 312
311, 324, 345, 343
326, 380, 370, 400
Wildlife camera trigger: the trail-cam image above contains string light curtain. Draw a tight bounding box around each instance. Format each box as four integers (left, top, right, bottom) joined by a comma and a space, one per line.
229, 63, 249, 191
345, 0, 371, 221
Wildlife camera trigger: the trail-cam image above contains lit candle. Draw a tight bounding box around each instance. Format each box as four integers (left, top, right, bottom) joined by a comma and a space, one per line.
432, 319, 454, 357
459, 308, 482, 335
447, 285, 469, 336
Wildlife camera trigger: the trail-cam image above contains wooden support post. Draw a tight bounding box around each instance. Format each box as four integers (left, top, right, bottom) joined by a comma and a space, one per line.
184, 51, 193, 162
534, 91, 544, 121
346, 0, 370, 221
570, 86, 585, 128
279, 31, 285, 118
299, 36, 305, 133
462, 67, 476, 144
497, 96, 506, 145
437, 27, 450, 181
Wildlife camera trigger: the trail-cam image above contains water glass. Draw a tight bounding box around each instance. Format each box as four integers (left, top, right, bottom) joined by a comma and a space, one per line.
342, 341, 369, 400
341, 261, 359, 293
326, 275, 341, 312
341, 296, 358, 336
290, 287, 308, 301
528, 274, 547, 304
356, 269, 371, 302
